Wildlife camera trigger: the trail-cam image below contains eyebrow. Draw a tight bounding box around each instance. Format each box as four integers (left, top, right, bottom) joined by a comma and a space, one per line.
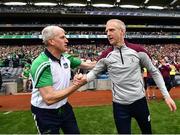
59, 35, 66, 39
105, 28, 114, 32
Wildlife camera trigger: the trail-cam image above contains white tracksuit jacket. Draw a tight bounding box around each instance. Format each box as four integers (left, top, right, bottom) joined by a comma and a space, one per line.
87, 45, 170, 104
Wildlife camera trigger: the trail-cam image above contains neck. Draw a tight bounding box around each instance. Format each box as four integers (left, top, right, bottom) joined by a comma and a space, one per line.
116, 41, 125, 48
115, 38, 125, 47
47, 47, 61, 59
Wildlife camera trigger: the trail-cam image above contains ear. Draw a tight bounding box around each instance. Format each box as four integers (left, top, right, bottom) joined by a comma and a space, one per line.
121, 29, 126, 34
121, 30, 125, 38
48, 39, 54, 46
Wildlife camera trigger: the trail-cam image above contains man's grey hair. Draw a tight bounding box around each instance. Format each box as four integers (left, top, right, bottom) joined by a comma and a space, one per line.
107, 19, 126, 32
41, 26, 63, 45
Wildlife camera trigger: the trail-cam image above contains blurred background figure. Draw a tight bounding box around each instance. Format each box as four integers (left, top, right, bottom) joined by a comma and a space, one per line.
170, 62, 177, 88
158, 58, 172, 92
21, 63, 31, 92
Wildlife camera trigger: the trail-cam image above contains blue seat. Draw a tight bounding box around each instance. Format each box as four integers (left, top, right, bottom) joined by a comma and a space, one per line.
174, 74, 180, 86
97, 74, 109, 79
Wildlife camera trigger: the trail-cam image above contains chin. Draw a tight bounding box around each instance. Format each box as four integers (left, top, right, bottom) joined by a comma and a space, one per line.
64, 48, 68, 52
109, 42, 114, 45
108, 41, 112, 44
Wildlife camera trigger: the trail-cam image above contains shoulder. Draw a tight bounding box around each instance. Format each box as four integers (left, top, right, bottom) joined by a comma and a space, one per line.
97, 46, 113, 60
31, 53, 50, 71
127, 42, 145, 52
126, 41, 151, 59
33, 52, 49, 63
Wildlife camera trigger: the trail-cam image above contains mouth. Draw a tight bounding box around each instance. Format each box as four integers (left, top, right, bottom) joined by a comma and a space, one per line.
64, 45, 68, 50
108, 37, 113, 42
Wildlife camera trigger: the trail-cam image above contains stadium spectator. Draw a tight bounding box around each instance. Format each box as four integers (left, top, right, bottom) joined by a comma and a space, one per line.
175, 63, 180, 72
146, 74, 157, 100
30, 26, 85, 134
158, 58, 172, 92
146, 59, 159, 99
170, 62, 177, 87
21, 63, 31, 92
76, 19, 177, 134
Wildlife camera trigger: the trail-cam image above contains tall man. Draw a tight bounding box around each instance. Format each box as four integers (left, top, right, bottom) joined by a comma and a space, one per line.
30, 26, 85, 134
76, 19, 177, 134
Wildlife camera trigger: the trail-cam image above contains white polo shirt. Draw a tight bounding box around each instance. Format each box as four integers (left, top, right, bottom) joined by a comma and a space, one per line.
30, 49, 71, 109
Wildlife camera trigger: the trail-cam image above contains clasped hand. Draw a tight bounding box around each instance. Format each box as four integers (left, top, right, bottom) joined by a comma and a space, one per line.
73, 73, 87, 86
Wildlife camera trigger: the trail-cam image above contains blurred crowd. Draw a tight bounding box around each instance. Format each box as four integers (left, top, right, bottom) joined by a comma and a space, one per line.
0, 43, 180, 68
0, 31, 180, 36
143, 44, 180, 65
0, 45, 44, 67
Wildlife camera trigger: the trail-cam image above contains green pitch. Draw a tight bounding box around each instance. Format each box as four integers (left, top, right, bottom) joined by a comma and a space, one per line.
0, 100, 179, 134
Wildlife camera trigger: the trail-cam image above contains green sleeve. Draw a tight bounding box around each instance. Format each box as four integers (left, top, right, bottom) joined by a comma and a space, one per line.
36, 66, 53, 88
69, 56, 82, 69
63, 53, 82, 69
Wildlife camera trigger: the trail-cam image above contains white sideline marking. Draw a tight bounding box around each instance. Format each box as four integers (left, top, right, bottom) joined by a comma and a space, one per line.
3, 111, 13, 115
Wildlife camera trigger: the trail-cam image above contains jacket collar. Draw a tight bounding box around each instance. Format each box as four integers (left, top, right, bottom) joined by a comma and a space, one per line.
114, 44, 126, 50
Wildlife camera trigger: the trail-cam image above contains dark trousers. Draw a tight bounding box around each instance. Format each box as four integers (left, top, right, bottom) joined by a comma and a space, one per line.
164, 77, 173, 92
31, 102, 79, 134
113, 97, 152, 134
170, 75, 175, 87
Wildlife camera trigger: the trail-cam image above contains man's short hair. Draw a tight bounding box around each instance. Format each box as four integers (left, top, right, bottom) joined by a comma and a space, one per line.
41, 26, 62, 45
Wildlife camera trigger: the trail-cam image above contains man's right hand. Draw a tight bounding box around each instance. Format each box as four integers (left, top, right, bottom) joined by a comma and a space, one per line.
164, 97, 177, 112
73, 73, 87, 86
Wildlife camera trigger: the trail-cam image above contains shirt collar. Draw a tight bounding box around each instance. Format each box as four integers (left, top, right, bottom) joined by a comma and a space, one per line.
44, 49, 61, 62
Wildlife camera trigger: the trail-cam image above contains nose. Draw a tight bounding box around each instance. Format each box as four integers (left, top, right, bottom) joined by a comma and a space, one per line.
65, 38, 68, 43
107, 30, 110, 36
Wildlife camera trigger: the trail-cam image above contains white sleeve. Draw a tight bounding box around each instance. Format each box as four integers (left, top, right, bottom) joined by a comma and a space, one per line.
87, 59, 107, 82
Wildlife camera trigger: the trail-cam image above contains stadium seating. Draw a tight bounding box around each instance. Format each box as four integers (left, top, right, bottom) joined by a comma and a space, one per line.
0, 67, 22, 81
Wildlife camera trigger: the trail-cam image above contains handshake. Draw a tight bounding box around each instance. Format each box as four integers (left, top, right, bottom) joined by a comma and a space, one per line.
73, 73, 87, 87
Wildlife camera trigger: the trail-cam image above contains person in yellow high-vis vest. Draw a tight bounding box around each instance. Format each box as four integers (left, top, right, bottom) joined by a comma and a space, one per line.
143, 68, 148, 90
170, 63, 176, 87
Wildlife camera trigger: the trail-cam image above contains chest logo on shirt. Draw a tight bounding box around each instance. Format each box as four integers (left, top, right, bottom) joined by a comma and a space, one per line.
63, 63, 69, 69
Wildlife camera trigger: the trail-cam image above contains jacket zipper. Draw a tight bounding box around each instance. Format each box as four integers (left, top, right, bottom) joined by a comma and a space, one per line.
119, 47, 124, 64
